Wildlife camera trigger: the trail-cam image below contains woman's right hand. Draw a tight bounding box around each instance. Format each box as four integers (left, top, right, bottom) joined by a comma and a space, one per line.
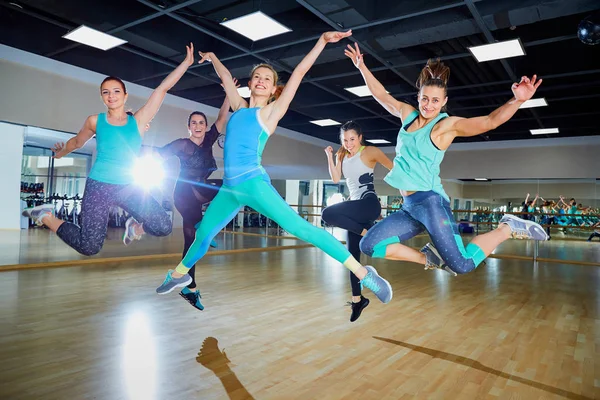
52, 142, 65, 159
198, 51, 216, 64
344, 42, 364, 69
324, 146, 334, 158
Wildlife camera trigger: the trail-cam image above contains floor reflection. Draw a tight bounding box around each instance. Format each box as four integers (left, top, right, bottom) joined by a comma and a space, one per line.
122, 311, 157, 400
196, 337, 255, 400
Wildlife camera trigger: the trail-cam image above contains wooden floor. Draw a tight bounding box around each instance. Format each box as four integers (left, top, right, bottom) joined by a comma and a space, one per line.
0, 238, 599, 399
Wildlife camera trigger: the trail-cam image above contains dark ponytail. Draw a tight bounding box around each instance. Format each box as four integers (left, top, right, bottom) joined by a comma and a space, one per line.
416, 58, 450, 95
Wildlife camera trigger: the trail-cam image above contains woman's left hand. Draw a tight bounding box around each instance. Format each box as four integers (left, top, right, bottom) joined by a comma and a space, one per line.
183, 43, 194, 67
322, 30, 352, 44
512, 75, 542, 101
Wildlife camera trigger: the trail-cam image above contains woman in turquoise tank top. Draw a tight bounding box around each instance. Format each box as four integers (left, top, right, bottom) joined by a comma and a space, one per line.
22, 44, 196, 256
344, 43, 549, 276
156, 31, 394, 308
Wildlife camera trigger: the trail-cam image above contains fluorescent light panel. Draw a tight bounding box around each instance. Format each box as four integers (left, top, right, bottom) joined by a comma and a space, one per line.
530, 128, 559, 135
63, 25, 127, 51
220, 11, 291, 41
344, 85, 389, 97
468, 39, 525, 62
519, 98, 548, 109
237, 87, 251, 98
310, 119, 341, 127
475, 178, 488, 181
366, 139, 391, 144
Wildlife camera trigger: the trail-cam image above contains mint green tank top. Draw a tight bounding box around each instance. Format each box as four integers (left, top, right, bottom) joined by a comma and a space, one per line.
88, 113, 142, 185
384, 110, 449, 199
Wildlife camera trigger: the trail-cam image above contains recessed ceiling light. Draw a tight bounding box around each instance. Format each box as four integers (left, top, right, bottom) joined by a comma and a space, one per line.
474, 178, 488, 181
344, 85, 389, 97
530, 128, 559, 135
220, 11, 291, 41
63, 25, 127, 51
519, 98, 548, 109
237, 87, 251, 98
310, 119, 341, 127
468, 39, 525, 62
366, 139, 391, 144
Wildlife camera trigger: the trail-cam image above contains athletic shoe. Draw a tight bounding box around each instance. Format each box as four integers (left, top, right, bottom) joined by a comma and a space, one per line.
420, 243, 457, 277
179, 287, 205, 311
360, 265, 393, 304
500, 214, 549, 241
22, 204, 54, 226
210, 239, 217, 248
156, 270, 192, 294
123, 217, 143, 246
348, 296, 370, 322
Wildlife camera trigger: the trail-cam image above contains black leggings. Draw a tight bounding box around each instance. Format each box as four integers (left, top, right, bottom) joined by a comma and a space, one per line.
588, 232, 600, 241
174, 181, 220, 289
321, 194, 381, 296
56, 178, 172, 256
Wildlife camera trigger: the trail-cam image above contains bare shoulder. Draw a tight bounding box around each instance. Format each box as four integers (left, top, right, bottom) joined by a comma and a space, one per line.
87, 114, 99, 130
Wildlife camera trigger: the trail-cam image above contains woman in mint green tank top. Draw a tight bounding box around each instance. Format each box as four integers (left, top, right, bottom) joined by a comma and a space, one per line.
22, 44, 196, 256
156, 32, 394, 308
345, 43, 549, 276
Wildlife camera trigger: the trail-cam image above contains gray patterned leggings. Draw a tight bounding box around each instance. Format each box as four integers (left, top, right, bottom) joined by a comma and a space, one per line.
56, 178, 172, 256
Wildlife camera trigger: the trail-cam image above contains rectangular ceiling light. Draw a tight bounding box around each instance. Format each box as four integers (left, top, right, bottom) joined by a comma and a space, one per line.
519, 98, 548, 109
366, 139, 391, 144
345, 85, 389, 97
468, 39, 525, 62
474, 178, 488, 181
310, 119, 341, 127
220, 11, 291, 41
63, 25, 127, 51
237, 87, 251, 98
530, 128, 559, 135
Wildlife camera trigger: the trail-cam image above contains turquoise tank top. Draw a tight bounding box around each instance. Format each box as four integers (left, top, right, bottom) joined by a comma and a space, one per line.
384, 110, 449, 199
223, 107, 271, 186
88, 113, 142, 185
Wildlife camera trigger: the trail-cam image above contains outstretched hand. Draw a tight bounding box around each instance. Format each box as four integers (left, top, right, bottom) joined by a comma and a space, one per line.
52, 142, 65, 159
322, 30, 352, 44
512, 75, 542, 101
198, 51, 215, 64
183, 43, 194, 67
344, 42, 363, 69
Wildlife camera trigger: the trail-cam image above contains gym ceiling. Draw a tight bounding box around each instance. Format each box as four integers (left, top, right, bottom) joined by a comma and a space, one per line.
1, 0, 599, 145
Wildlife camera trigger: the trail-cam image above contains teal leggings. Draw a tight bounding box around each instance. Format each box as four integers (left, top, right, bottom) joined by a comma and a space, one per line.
181, 176, 351, 268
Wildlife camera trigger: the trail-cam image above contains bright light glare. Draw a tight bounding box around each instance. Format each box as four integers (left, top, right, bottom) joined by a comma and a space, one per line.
327, 193, 345, 206
123, 312, 157, 400
132, 155, 164, 189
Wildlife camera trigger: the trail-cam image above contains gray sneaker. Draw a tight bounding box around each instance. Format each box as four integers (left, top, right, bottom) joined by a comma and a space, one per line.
420, 243, 457, 276
500, 214, 549, 241
156, 270, 193, 295
22, 204, 54, 226
360, 265, 393, 304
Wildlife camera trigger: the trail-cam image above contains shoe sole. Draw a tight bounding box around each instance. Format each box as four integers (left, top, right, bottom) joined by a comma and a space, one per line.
123, 218, 134, 246
501, 214, 549, 241
366, 266, 393, 303
157, 275, 193, 295
178, 292, 205, 311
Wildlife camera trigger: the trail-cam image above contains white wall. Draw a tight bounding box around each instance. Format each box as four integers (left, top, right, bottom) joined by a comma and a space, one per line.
0, 122, 25, 229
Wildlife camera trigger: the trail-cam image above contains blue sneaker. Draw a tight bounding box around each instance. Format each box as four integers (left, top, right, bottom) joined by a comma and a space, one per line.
500, 214, 549, 241
156, 270, 192, 294
360, 266, 393, 304
210, 239, 217, 248
420, 243, 457, 276
179, 287, 205, 311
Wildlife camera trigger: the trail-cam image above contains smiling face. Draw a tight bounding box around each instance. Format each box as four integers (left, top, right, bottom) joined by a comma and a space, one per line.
418, 85, 448, 119
100, 79, 127, 110
341, 129, 362, 154
249, 66, 277, 98
188, 114, 208, 140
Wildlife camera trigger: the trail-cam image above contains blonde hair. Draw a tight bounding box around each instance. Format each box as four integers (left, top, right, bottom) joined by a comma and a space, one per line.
250, 63, 284, 103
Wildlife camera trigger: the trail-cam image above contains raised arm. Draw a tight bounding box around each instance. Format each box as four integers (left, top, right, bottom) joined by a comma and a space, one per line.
213, 78, 239, 133
444, 75, 542, 140
265, 31, 352, 126
324, 146, 343, 183
344, 43, 415, 122
367, 146, 394, 170
524, 193, 530, 204
199, 52, 246, 112
134, 44, 195, 135
53, 115, 97, 159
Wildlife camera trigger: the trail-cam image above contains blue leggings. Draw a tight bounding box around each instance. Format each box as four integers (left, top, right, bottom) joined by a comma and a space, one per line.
360, 191, 486, 274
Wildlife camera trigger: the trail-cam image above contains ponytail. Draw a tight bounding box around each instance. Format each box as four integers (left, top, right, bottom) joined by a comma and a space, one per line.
416, 58, 450, 94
